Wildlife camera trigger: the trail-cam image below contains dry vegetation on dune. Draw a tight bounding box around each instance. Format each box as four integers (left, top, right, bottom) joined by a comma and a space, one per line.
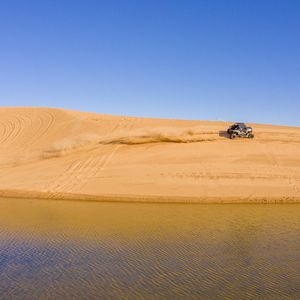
0, 107, 299, 203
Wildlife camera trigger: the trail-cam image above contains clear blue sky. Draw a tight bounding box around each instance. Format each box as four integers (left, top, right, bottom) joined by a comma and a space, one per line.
0, 1, 299, 126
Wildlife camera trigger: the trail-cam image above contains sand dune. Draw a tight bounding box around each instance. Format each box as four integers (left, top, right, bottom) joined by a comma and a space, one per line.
0, 107, 299, 203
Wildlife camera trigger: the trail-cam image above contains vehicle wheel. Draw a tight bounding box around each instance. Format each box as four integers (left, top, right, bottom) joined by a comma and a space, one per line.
230, 134, 236, 139
248, 134, 254, 139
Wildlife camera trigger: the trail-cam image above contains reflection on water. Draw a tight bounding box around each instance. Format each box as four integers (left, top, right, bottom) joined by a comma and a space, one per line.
0, 199, 300, 299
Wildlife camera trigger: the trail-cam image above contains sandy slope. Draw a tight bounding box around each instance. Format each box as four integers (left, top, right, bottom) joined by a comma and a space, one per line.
0, 107, 299, 203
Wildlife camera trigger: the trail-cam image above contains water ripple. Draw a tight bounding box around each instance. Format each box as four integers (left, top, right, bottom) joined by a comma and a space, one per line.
0, 199, 300, 299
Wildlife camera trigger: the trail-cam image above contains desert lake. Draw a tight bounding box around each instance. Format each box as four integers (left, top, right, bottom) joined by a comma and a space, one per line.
0, 198, 300, 299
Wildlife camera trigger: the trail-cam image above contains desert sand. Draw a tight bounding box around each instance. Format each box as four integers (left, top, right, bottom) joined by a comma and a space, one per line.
0, 107, 299, 203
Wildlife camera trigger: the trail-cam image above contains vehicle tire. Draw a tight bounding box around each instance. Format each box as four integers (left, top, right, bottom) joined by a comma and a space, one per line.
230, 134, 236, 139
248, 134, 254, 139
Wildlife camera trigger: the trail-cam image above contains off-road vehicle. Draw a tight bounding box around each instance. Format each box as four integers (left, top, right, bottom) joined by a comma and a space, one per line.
227, 123, 254, 139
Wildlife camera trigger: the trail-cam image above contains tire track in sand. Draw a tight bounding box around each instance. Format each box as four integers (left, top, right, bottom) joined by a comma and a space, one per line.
20, 110, 56, 150
65, 117, 137, 192
46, 117, 137, 194
0, 115, 24, 146
48, 117, 129, 193
98, 117, 137, 173
0, 110, 56, 164
0, 120, 8, 145
261, 141, 299, 199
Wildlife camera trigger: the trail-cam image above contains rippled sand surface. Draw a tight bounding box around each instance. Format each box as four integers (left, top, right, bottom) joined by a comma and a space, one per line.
0, 199, 300, 299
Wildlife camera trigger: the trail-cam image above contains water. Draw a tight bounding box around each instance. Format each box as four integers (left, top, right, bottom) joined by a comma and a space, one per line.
0, 198, 299, 299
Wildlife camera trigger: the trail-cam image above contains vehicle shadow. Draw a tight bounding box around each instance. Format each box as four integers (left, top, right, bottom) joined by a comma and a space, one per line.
219, 131, 231, 139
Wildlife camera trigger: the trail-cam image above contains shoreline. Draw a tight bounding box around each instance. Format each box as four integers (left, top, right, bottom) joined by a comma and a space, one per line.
1, 189, 300, 204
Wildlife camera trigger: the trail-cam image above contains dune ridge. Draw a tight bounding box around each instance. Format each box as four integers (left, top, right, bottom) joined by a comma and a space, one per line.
0, 107, 299, 203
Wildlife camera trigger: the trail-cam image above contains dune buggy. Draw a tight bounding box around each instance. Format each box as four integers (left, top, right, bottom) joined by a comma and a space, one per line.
227, 123, 254, 139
